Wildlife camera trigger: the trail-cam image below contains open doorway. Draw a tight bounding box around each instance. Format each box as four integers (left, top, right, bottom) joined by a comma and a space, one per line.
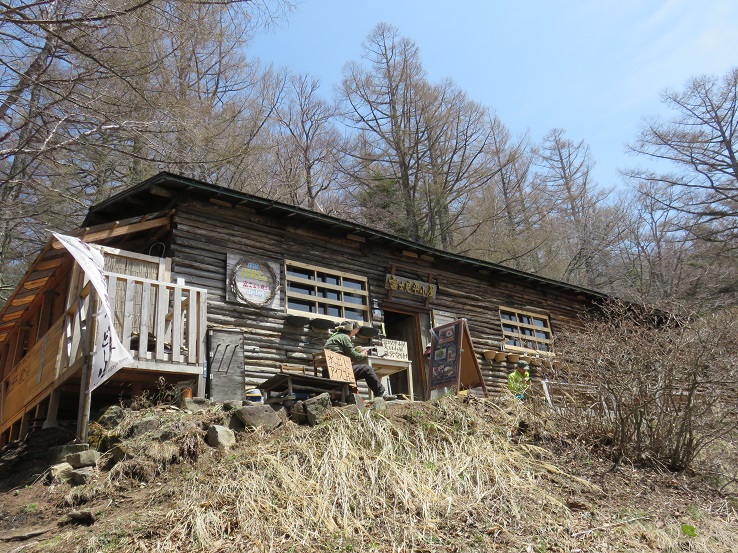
382, 309, 430, 400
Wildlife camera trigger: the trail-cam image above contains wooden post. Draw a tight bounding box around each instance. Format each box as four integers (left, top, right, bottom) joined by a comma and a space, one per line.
42, 388, 61, 429
76, 288, 97, 443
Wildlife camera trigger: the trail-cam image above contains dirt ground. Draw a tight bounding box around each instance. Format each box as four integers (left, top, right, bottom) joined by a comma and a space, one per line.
1, 402, 736, 553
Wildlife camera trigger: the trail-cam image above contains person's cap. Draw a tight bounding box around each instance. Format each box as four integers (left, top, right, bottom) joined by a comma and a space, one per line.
334, 320, 357, 332
516, 360, 529, 369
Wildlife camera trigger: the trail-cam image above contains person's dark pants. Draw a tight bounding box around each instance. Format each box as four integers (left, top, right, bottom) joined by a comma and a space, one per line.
352, 364, 386, 397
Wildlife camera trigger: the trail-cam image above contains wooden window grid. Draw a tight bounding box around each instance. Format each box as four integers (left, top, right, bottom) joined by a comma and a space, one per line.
499, 306, 553, 354
285, 260, 370, 323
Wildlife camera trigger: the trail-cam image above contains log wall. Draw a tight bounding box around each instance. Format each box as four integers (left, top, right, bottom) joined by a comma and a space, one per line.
170, 200, 594, 397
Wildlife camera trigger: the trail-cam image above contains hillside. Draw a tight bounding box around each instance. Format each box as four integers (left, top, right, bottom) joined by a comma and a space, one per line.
0, 396, 736, 553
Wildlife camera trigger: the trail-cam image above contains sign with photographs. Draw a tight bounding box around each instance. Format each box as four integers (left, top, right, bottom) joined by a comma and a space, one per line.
429, 319, 487, 395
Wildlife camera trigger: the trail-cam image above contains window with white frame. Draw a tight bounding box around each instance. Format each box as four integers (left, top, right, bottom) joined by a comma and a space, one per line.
285, 260, 370, 323
499, 307, 553, 353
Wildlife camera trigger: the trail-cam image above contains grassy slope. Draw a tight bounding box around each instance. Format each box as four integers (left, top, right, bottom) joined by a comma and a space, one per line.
1, 396, 736, 553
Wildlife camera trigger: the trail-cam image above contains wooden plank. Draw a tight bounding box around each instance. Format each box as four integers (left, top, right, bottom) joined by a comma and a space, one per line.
59, 215, 171, 245
138, 282, 151, 360
155, 286, 168, 360
198, 291, 207, 364
171, 287, 182, 363
121, 279, 135, 350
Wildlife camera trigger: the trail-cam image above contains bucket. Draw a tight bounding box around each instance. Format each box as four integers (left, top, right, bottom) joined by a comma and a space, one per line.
181, 388, 193, 400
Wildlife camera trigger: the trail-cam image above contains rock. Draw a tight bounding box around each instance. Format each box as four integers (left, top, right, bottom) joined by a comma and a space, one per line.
68, 510, 95, 524
346, 393, 366, 410
48, 462, 74, 483
71, 466, 95, 485
227, 414, 246, 431
271, 404, 289, 425
96, 405, 125, 428
289, 401, 308, 425
97, 432, 121, 452
181, 397, 210, 412
66, 450, 100, 468
222, 400, 241, 411
371, 397, 387, 412
110, 445, 131, 463
337, 404, 363, 418
206, 425, 236, 449
233, 405, 282, 431
126, 416, 161, 438
152, 428, 178, 442
304, 393, 332, 426
48, 444, 89, 465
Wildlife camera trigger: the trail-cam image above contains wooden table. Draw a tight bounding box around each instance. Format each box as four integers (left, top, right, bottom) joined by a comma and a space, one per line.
366, 355, 414, 401
258, 373, 353, 404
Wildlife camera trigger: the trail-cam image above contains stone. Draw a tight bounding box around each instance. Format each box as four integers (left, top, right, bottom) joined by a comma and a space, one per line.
181, 397, 210, 412
371, 397, 387, 413
233, 405, 282, 431
346, 393, 366, 410
271, 404, 289, 425
110, 445, 131, 463
289, 401, 308, 425
96, 405, 125, 428
68, 510, 95, 524
152, 428, 178, 442
48, 462, 74, 483
126, 416, 161, 438
227, 414, 246, 432
222, 400, 241, 411
337, 404, 363, 418
48, 444, 89, 465
206, 425, 236, 449
304, 393, 332, 426
71, 466, 95, 485
66, 450, 100, 468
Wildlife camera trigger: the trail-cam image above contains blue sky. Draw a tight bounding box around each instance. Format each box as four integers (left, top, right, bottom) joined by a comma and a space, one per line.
251, 0, 738, 190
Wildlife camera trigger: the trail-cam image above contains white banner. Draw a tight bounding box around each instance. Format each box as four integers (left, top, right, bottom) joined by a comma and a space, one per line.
53, 233, 133, 390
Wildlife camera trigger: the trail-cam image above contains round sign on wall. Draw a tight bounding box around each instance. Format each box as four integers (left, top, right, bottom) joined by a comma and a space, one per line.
230, 257, 278, 307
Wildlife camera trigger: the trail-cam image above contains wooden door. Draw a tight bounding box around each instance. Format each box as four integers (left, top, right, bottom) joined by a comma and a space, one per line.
383, 310, 428, 400
208, 329, 245, 402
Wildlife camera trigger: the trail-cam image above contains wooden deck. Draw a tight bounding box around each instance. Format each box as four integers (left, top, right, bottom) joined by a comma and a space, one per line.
0, 273, 207, 440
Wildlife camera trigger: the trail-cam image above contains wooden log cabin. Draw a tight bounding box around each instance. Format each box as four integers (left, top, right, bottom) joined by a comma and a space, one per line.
0, 172, 609, 444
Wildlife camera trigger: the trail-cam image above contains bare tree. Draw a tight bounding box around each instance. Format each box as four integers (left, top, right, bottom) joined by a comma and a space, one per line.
532, 129, 621, 288
627, 67, 738, 244
338, 23, 427, 242
0, 0, 293, 300
270, 74, 344, 210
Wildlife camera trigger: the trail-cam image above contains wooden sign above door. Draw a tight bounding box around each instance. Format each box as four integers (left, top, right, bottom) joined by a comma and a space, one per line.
384, 263, 435, 308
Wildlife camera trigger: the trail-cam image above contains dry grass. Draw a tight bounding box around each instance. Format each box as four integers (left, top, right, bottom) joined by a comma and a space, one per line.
25, 396, 738, 553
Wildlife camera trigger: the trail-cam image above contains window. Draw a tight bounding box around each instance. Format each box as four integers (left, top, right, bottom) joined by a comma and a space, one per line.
285, 260, 370, 323
499, 307, 553, 353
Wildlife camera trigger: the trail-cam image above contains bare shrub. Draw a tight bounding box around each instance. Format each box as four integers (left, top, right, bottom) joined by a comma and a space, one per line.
553, 301, 738, 471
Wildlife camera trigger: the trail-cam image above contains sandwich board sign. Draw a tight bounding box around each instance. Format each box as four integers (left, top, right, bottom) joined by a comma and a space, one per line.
429, 319, 487, 395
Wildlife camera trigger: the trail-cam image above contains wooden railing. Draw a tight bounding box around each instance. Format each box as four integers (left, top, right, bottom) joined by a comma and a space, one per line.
1, 274, 207, 434
106, 272, 207, 366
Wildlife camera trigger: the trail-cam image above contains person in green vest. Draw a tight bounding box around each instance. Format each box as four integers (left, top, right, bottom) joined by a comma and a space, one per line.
324, 321, 395, 401
508, 360, 530, 400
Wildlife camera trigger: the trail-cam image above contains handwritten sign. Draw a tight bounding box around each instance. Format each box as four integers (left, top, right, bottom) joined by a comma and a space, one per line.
382, 339, 408, 360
